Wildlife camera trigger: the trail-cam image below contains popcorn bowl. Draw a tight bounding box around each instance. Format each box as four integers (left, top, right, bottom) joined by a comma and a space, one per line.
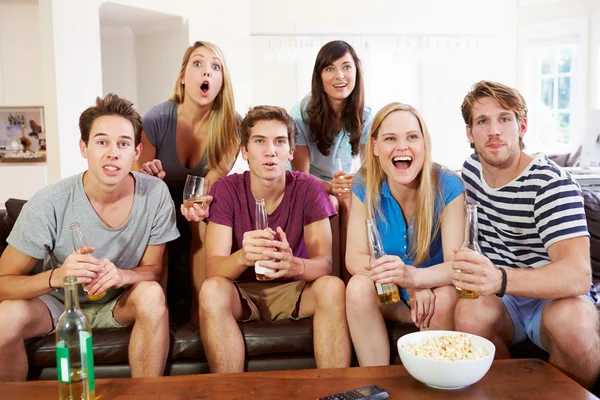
397, 330, 495, 390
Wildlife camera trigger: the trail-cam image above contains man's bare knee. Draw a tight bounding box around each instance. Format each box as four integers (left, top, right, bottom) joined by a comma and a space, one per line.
312, 276, 345, 308
129, 281, 167, 320
542, 298, 599, 355
199, 276, 237, 314
0, 299, 50, 343
455, 296, 505, 335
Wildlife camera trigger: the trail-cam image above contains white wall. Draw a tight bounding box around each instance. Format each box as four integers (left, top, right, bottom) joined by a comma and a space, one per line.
101, 27, 139, 107
134, 26, 188, 115
36, 0, 252, 187
0, 1, 46, 205
0, 1, 43, 106
250, 0, 519, 169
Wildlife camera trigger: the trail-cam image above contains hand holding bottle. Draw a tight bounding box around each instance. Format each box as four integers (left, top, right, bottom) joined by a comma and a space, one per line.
55, 251, 103, 287
366, 218, 401, 305
241, 228, 276, 267
259, 227, 298, 279
70, 222, 106, 300
84, 259, 127, 296
367, 254, 415, 288
452, 249, 503, 296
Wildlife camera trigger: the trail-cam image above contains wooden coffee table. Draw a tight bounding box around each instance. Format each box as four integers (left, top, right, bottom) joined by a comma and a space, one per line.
0, 359, 596, 399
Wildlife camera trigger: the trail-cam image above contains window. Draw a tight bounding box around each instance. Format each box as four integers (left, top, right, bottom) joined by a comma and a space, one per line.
536, 45, 575, 146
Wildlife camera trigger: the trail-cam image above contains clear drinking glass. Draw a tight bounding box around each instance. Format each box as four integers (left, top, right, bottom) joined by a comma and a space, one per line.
183, 175, 211, 210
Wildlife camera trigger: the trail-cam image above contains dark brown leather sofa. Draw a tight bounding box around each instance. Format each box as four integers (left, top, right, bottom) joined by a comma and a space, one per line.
1, 187, 599, 381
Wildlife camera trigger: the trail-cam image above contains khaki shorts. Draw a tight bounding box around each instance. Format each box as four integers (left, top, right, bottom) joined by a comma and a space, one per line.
39, 293, 127, 335
235, 280, 307, 322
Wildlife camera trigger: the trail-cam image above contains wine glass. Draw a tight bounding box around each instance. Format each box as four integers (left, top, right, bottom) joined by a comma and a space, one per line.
183, 175, 210, 210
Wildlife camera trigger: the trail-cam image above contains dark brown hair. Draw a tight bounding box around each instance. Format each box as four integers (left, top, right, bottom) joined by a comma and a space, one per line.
240, 106, 295, 149
302, 40, 365, 156
79, 93, 142, 145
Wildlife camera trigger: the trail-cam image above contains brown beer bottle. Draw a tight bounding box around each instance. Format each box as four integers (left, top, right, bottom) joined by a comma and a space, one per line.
456, 203, 480, 299
366, 218, 401, 305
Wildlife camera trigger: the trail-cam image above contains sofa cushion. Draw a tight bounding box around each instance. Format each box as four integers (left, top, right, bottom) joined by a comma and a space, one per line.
170, 320, 316, 360
0, 198, 27, 253
583, 188, 600, 282
27, 327, 133, 367
28, 319, 319, 368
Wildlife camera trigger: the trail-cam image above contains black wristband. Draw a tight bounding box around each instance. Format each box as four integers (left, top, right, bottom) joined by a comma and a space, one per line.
48, 268, 56, 290
496, 267, 507, 298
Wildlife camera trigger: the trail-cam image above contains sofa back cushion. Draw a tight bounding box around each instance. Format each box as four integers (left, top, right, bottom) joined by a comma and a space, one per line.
0, 198, 27, 255
583, 188, 600, 281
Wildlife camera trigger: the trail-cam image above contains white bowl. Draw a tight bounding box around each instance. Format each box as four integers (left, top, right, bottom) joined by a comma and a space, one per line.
397, 330, 495, 390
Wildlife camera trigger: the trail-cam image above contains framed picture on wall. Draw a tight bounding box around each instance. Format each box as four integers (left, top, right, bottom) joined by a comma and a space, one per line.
0, 106, 45, 152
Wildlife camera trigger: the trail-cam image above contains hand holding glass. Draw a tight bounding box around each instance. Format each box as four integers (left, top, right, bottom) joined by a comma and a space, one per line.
183, 175, 210, 210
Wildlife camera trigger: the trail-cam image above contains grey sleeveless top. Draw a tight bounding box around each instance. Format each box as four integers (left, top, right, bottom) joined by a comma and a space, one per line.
142, 101, 209, 208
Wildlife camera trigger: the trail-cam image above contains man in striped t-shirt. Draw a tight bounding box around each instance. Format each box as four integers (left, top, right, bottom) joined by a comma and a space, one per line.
452, 80, 599, 389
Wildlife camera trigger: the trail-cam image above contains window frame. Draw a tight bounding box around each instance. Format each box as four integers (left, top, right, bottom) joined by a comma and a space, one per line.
518, 17, 588, 155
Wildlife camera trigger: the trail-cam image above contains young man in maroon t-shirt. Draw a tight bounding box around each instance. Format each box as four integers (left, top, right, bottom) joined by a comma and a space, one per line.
199, 105, 350, 372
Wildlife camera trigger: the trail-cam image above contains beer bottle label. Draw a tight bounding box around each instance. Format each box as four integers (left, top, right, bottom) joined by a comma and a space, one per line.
79, 331, 95, 392
56, 341, 70, 383
375, 282, 384, 295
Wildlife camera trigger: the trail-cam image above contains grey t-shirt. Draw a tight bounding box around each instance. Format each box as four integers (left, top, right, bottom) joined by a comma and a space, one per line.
7, 171, 180, 305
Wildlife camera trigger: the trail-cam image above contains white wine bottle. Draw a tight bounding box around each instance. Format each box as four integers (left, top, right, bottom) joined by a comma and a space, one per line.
366, 218, 401, 305
56, 276, 96, 400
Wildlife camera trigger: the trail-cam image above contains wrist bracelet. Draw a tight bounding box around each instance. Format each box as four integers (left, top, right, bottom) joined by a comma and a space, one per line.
300, 258, 306, 277
48, 268, 56, 290
496, 267, 507, 298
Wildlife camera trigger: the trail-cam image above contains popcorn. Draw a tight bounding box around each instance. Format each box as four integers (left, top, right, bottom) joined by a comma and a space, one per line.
403, 333, 489, 361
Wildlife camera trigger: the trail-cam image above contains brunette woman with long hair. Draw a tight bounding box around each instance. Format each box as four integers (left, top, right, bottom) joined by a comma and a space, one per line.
290, 40, 373, 274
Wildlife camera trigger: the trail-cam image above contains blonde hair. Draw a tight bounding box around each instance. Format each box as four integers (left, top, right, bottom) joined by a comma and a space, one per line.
170, 41, 239, 171
360, 102, 441, 266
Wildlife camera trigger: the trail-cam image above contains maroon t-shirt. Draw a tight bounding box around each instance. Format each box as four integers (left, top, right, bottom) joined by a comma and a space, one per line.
207, 170, 337, 283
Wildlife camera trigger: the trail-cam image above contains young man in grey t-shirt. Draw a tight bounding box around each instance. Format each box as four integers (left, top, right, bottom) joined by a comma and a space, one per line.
0, 94, 180, 381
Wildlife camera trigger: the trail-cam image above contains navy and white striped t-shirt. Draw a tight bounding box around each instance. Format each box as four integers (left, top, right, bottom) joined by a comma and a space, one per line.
462, 153, 596, 301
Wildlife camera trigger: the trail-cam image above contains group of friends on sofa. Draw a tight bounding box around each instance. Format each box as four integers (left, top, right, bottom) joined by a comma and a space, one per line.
0, 39, 598, 390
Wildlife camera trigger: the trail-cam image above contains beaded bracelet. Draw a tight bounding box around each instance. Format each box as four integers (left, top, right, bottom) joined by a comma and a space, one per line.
495, 267, 507, 298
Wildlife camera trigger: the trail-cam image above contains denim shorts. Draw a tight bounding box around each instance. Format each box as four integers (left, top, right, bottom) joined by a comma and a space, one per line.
502, 293, 596, 351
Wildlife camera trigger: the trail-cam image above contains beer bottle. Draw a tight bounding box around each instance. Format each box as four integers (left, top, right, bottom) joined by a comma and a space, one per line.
56, 276, 96, 400
456, 203, 480, 299
366, 218, 401, 305
254, 199, 275, 281
70, 222, 105, 301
